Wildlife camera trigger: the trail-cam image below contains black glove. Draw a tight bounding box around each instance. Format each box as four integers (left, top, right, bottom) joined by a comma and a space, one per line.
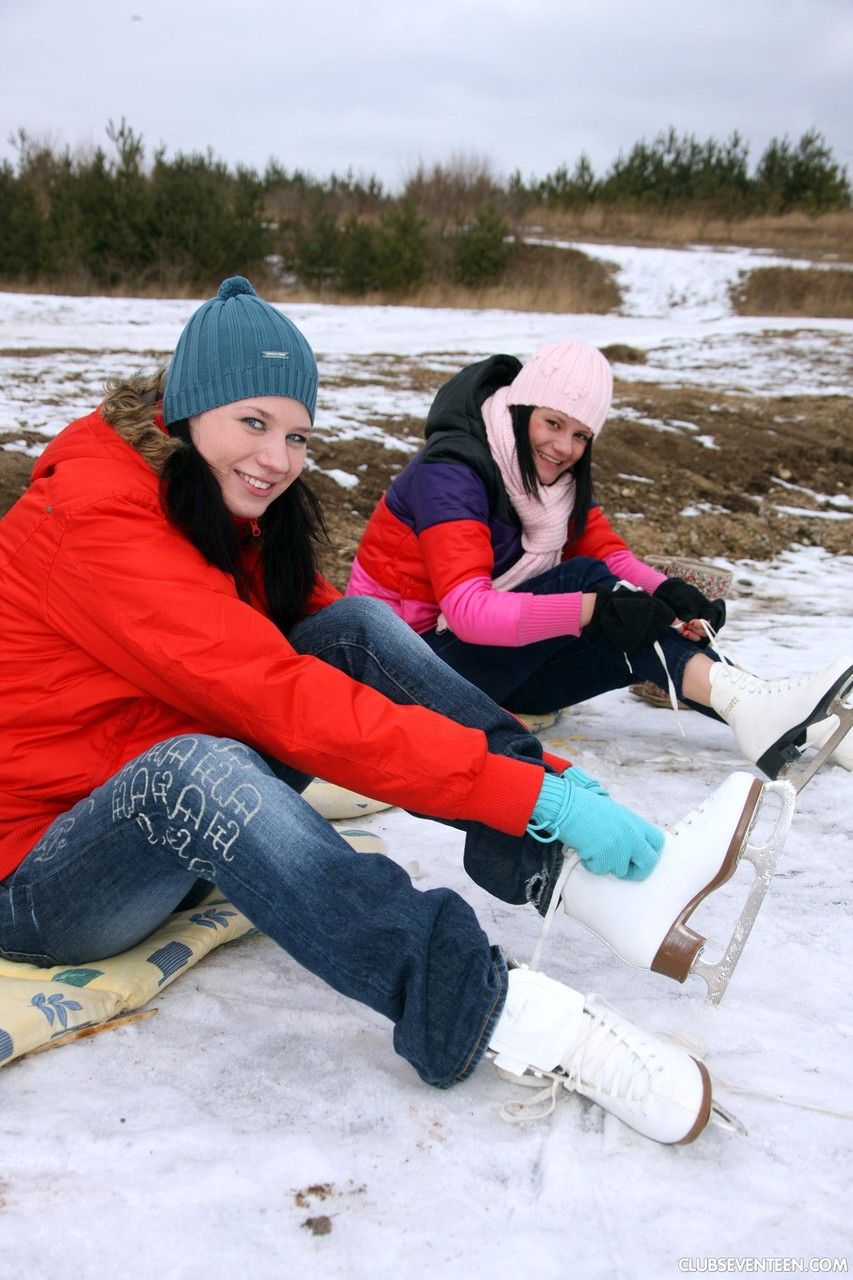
653, 577, 726, 637
584, 584, 676, 653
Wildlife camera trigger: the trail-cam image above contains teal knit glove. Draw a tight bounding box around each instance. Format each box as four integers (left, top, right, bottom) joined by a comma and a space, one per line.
529, 773, 663, 880
561, 764, 609, 798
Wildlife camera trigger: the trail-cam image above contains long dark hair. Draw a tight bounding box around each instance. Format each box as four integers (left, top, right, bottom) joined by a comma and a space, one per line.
508, 404, 594, 541
162, 421, 328, 635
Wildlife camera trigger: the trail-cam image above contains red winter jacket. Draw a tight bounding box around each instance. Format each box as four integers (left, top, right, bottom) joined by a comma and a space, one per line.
0, 383, 549, 879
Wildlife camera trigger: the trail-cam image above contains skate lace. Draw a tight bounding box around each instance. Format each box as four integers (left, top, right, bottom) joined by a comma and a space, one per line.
651, 639, 686, 737
499, 1074, 562, 1122
649, 618, 737, 733
696, 618, 735, 667
716, 664, 813, 695
701, 622, 837, 698
664, 1032, 853, 1123
561, 1000, 654, 1106
499, 999, 656, 1124
529, 853, 574, 972
511, 854, 655, 1126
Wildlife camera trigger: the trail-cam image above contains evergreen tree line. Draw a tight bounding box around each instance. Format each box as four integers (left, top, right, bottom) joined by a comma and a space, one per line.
0, 121, 848, 293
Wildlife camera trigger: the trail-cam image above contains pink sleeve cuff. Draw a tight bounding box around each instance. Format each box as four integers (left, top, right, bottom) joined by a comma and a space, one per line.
603, 549, 667, 594
439, 576, 584, 647
515, 592, 584, 644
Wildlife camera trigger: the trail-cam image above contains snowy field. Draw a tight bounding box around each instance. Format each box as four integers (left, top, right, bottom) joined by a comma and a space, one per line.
0, 244, 851, 1279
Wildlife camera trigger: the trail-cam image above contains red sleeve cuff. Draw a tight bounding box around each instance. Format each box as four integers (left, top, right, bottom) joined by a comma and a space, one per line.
462, 754, 545, 835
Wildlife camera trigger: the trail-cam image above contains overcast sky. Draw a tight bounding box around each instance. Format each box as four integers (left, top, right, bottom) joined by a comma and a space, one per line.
1, 0, 851, 189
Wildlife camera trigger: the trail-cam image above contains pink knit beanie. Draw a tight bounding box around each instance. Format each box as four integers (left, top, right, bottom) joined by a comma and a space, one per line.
507, 341, 613, 436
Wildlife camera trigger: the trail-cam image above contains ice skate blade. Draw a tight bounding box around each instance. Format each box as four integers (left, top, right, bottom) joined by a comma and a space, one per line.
777, 686, 853, 794
711, 1100, 748, 1138
688, 780, 796, 1006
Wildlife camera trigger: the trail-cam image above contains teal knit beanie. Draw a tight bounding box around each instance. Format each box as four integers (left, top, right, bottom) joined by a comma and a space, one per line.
163, 276, 318, 424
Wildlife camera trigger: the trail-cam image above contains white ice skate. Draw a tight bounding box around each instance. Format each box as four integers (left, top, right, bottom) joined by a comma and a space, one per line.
553, 771, 796, 1005
708, 655, 853, 784
488, 967, 713, 1144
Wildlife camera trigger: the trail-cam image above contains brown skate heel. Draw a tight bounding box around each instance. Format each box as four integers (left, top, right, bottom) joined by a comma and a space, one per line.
676, 1060, 714, 1144
651, 778, 764, 984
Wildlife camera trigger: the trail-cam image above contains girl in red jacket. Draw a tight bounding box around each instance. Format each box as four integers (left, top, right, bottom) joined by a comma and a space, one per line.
0, 278, 781, 1144
347, 342, 851, 777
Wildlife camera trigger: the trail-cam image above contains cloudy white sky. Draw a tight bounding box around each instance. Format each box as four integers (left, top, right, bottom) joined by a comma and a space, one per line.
1, 0, 851, 190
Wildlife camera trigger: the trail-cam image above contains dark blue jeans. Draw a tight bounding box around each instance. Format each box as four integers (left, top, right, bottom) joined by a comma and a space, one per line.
423, 558, 723, 719
0, 598, 564, 1088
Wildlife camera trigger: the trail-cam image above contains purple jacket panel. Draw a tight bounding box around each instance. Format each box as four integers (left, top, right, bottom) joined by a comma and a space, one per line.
385, 458, 523, 578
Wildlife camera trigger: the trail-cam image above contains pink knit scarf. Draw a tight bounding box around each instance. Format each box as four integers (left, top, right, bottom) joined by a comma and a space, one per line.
482, 386, 576, 591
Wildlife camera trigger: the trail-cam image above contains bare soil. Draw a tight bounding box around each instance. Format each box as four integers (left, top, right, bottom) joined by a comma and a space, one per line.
303, 376, 853, 588
1, 376, 850, 592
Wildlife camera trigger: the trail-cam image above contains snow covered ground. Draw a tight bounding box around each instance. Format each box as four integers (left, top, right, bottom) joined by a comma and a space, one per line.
2, 242, 853, 455
0, 244, 851, 1279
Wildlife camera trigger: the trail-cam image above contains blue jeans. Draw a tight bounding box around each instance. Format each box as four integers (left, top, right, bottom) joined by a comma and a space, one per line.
423, 558, 723, 718
0, 598, 564, 1088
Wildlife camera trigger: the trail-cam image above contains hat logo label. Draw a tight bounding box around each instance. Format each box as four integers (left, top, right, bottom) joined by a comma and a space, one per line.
262, 351, 291, 359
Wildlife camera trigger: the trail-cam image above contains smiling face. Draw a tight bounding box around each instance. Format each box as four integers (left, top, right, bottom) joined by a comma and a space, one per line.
527, 406, 593, 486
188, 395, 312, 518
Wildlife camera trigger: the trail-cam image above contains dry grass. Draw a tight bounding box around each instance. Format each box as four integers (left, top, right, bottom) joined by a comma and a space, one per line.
278, 234, 853, 317
270, 243, 621, 314
731, 266, 853, 317
4, 210, 850, 308
525, 206, 853, 261
0, 275, 206, 299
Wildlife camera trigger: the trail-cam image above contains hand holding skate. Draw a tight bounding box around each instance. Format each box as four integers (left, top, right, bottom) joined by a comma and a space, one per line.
554, 771, 796, 1004
654, 577, 726, 637
677, 618, 712, 643
583, 583, 676, 653
529, 772, 664, 880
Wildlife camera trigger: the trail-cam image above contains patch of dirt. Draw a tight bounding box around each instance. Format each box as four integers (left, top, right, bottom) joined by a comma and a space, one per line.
0, 449, 34, 514
307, 381, 853, 587
291, 1180, 366, 1235
293, 1183, 333, 1207
2, 380, 850, 592
302, 1215, 332, 1236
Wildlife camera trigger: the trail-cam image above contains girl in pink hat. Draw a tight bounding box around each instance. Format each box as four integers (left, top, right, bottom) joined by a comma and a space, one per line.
347, 341, 851, 778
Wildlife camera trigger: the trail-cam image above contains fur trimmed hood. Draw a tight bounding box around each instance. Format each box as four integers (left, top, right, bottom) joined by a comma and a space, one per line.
99, 369, 183, 475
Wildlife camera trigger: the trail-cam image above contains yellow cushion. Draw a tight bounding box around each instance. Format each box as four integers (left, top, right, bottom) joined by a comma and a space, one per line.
0, 895, 254, 1067
0, 826, 388, 1067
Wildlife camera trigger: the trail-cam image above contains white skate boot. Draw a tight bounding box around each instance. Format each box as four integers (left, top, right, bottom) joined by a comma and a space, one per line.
554, 772, 796, 1004
708, 655, 853, 780
488, 967, 712, 1144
